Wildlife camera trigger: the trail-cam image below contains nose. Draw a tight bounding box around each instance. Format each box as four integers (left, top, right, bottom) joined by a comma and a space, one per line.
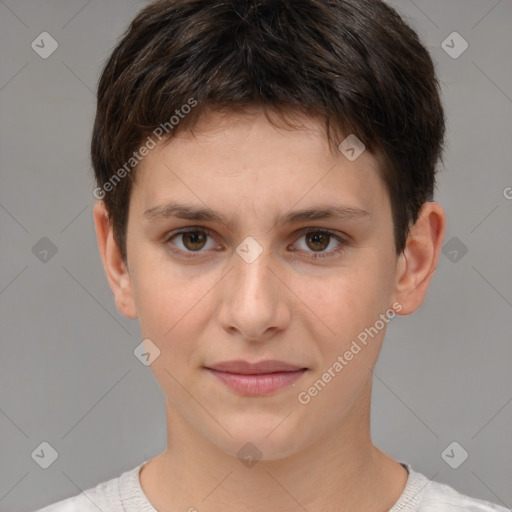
217, 241, 291, 343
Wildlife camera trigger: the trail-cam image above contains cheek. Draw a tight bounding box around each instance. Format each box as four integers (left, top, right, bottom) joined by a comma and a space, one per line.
294, 271, 389, 422
295, 264, 388, 331
132, 261, 219, 366
133, 273, 208, 396
130, 245, 200, 323
295, 260, 393, 373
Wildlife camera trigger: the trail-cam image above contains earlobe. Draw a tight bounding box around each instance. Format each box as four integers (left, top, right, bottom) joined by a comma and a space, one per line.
392, 202, 446, 315
93, 201, 138, 319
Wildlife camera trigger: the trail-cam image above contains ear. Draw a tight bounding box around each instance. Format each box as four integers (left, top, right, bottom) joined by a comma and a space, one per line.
391, 202, 446, 315
93, 201, 138, 319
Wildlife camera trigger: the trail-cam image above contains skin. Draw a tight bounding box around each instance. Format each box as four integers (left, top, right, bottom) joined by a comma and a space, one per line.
94, 107, 446, 512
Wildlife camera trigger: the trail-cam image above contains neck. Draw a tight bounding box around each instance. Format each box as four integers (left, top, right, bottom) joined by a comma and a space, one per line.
140, 378, 408, 512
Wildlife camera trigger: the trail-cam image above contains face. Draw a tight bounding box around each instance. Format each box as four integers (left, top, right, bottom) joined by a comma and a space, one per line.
113, 109, 405, 459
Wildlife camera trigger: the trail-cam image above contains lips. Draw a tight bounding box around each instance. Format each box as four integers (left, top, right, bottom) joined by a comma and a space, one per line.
204, 360, 308, 395
205, 359, 307, 374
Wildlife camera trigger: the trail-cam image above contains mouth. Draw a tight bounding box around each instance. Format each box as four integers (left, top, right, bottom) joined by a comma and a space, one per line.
204, 360, 308, 396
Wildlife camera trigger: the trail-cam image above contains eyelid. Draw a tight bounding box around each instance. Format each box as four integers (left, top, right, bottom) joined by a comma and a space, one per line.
301, 227, 350, 243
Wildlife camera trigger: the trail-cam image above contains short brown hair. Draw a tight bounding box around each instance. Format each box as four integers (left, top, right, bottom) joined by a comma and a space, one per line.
91, 0, 445, 262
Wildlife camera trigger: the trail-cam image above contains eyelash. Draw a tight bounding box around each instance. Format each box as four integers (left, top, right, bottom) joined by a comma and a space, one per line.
164, 227, 349, 260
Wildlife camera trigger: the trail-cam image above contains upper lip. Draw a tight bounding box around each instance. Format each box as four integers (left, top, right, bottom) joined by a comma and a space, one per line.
206, 360, 307, 374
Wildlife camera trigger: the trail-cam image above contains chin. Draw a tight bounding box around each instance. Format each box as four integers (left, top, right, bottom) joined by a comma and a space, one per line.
210, 416, 307, 462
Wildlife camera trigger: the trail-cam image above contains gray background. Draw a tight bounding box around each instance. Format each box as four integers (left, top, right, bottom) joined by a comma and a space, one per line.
0, 0, 511, 511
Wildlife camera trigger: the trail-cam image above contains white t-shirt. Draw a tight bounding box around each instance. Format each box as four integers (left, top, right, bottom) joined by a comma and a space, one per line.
33, 461, 510, 512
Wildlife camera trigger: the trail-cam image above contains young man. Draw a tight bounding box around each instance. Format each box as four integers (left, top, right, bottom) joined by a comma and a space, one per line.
34, 0, 509, 511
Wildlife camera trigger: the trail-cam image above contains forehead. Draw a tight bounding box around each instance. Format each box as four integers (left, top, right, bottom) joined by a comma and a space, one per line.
131, 109, 389, 224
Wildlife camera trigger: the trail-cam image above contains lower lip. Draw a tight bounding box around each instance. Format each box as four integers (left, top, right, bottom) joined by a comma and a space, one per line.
206, 368, 307, 395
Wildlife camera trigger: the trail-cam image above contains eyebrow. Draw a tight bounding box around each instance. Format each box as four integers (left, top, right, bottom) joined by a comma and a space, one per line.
143, 202, 370, 229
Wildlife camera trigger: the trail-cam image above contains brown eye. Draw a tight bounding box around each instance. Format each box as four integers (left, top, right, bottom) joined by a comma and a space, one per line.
293, 229, 348, 260
180, 230, 208, 251
305, 231, 331, 252
166, 228, 216, 255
